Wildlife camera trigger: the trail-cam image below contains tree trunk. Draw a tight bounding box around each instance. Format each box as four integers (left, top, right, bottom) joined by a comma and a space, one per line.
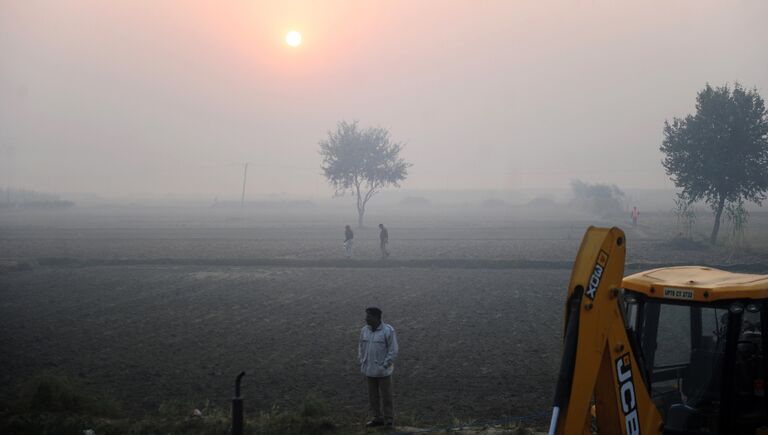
710, 196, 726, 245
355, 182, 365, 228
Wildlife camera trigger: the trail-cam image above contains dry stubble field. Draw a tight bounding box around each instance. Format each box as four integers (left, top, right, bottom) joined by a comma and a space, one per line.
2, 205, 768, 426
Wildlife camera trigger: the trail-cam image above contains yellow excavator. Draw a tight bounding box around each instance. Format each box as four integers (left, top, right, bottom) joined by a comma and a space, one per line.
548, 227, 768, 435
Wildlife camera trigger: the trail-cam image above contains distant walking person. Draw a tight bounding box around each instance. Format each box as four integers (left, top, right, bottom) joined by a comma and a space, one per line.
378, 224, 390, 258
344, 225, 354, 258
631, 206, 640, 228
359, 307, 399, 428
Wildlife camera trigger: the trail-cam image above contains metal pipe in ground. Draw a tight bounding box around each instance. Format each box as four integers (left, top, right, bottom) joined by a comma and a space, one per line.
232, 371, 246, 435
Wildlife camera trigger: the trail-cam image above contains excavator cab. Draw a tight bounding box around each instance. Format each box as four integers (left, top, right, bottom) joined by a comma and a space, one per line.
622, 267, 768, 434
548, 227, 768, 435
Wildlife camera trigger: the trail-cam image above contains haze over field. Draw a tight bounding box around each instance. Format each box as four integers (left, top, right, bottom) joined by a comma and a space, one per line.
1, 0, 767, 201
4, 4, 768, 431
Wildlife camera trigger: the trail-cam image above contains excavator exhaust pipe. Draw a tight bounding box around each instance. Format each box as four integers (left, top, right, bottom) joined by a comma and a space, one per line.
232, 371, 246, 435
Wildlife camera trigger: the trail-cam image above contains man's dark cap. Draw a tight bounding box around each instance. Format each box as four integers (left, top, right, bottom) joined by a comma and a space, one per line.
366, 307, 382, 317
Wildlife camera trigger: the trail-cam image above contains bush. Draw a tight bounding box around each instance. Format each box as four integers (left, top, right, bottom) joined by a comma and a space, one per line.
1, 413, 94, 435
570, 180, 626, 217
0, 375, 337, 435
14, 373, 120, 417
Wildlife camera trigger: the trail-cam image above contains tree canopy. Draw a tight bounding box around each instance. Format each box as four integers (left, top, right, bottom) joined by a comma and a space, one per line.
661, 83, 768, 244
319, 121, 410, 227
570, 180, 626, 217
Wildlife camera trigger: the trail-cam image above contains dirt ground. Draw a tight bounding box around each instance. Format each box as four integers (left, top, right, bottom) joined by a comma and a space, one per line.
2, 206, 767, 426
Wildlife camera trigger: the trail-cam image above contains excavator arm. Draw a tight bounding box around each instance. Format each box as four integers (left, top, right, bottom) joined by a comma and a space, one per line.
549, 226, 663, 435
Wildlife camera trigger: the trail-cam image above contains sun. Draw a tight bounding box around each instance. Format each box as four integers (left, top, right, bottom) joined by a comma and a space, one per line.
285, 31, 302, 47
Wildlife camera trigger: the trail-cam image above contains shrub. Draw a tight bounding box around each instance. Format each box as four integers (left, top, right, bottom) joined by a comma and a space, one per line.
570, 180, 626, 217
15, 373, 120, 417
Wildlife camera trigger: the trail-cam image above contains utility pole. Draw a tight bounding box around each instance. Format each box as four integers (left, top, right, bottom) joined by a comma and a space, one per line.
240, 163, 248, 210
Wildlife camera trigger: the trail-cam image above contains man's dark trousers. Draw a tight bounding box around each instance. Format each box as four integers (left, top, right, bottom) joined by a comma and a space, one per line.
367, 376, 393, 424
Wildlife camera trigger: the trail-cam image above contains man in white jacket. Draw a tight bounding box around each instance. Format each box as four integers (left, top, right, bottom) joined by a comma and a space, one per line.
358, 307, 399, 428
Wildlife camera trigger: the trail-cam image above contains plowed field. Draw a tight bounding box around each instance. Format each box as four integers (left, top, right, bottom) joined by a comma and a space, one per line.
2, 207, 767, 425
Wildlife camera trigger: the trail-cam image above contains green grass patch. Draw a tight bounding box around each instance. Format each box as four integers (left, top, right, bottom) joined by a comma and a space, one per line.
0, 374, 337, 435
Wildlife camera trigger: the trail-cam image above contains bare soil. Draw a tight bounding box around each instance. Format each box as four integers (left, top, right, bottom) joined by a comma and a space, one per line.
2, 207, 767, 425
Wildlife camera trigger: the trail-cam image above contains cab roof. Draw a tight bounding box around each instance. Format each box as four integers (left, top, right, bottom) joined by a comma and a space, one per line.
622, 266, 768, 301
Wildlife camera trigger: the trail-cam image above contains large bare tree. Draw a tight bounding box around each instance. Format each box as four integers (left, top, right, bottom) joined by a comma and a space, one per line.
319, 121, 410, 227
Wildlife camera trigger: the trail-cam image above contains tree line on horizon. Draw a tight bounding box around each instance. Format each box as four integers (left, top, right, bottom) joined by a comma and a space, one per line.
318, 83, 768, 244
0, 187, 74, 209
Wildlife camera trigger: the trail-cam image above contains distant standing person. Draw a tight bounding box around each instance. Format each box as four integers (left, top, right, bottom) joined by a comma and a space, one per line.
378, 223, 390, 258
344, 225, 354, 258
631, 206, 640, 228
358, 307, 399, 428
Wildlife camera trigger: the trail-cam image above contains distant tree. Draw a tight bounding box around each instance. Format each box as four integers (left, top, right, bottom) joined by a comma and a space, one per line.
526, 196, 557, 208
570, 180, 626, 217
661, 83, 768, 244
319, 121, 411, 227
725, 200, 748, 246
725, 200, 749, 262
673, 193, 697, 240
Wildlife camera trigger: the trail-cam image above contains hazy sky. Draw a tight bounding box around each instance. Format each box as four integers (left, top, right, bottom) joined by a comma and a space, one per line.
2, 0, 767, 200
